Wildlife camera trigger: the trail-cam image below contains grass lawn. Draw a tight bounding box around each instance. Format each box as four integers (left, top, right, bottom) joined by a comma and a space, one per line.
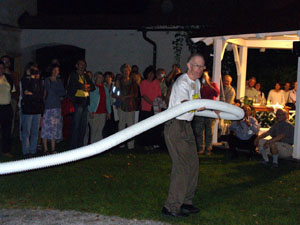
1, 142, 300, 225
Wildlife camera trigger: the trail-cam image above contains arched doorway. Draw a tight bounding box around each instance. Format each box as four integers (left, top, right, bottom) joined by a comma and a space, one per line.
36, 45, 85, 86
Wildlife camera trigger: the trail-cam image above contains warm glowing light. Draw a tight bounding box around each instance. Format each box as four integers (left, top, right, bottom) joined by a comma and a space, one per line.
267, 103, 284, 112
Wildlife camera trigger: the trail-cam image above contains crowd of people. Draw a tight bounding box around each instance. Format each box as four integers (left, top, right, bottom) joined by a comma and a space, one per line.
0, 55, 189, 158
219, 74, 296, 167
220, 74, 297, 109
0, 53, 297, 217
244, 76, 297, 109
0, 54, 297, 160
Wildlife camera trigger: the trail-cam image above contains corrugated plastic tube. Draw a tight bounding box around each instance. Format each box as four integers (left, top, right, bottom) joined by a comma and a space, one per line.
0, 99, 244, 175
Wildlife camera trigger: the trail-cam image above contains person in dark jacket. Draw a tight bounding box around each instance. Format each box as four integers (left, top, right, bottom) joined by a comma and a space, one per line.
21, 65, 44, 158
67, 59, 95, 149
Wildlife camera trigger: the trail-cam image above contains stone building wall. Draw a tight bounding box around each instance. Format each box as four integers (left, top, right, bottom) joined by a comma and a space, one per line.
20, 29, 190, 76
0, 0, 37, 26
0, 0, 37, 73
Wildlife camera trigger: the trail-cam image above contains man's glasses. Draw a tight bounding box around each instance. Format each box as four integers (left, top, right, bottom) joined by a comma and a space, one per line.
190, 63, 206, 69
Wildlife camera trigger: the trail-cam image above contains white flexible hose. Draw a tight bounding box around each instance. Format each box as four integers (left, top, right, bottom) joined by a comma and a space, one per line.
0, 99, 244, 175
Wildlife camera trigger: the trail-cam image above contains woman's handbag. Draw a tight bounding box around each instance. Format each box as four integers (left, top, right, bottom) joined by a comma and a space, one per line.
61, 98, 75, 116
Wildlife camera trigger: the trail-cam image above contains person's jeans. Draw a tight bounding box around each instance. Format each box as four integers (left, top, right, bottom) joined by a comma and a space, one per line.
21, 114, 41, 155
69, 104, 88, 149
192, 116, 216, 152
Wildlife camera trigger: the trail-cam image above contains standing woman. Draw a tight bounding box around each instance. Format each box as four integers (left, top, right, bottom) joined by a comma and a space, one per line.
21, 65, 44, 158
41, 65, 65, 154
88, 72, 111, 143
139, 65, 161, 149
0, 60, 15, 158
103, 71, 118, 137
117, 64, 136, 149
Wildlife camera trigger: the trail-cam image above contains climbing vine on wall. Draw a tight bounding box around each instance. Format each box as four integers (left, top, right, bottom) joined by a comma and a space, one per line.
172, 32, 185, 65
172, 30, 207, 65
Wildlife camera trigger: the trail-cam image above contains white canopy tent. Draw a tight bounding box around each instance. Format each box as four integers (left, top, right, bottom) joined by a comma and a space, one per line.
192, 30, 300, 159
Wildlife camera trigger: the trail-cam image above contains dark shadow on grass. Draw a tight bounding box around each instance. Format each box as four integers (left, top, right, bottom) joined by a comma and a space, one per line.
197, 153, 299, 208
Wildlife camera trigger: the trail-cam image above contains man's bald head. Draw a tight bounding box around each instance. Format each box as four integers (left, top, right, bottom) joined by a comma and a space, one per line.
187, 53, 205, 63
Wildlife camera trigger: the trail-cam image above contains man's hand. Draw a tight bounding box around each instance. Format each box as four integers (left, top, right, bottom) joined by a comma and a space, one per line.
197, 107, 206, 112
175, 67, 181, 75
24, 90, 33, 95
84, 84, 90, 91
214, 110, 221, 119
107, 113, 111, 120
203, 73, 210, 84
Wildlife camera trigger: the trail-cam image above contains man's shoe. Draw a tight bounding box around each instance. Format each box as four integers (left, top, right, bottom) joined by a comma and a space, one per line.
161, 207, 189, 218
271, 163, 279, 168
180, 204, 200, 214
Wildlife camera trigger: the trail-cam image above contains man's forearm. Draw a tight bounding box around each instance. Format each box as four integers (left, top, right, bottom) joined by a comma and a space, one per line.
257, 131, 269, 140
269, 134, 285, 143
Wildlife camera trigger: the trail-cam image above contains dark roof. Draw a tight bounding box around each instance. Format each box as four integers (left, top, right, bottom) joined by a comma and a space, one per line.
19, 0, 300, 36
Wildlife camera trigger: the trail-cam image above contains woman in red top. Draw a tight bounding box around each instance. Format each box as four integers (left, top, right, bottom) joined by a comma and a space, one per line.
87, 72, 111, 143
192, 71, 220, 155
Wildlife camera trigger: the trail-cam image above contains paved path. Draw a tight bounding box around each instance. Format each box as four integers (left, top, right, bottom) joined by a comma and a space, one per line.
0, 209, 171, 225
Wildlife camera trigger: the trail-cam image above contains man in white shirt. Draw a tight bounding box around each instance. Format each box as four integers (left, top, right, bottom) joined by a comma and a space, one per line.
162, 53, 205, 218
267, 82, 285, 106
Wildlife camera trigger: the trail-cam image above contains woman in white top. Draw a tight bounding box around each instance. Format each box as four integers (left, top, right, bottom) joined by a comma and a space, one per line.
267, 82, 285, 106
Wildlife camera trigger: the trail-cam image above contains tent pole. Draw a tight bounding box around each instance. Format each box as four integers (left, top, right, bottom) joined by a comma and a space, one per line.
237, 46, 248, 99
212, 38, 223, 144
293, 55, 300, 159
